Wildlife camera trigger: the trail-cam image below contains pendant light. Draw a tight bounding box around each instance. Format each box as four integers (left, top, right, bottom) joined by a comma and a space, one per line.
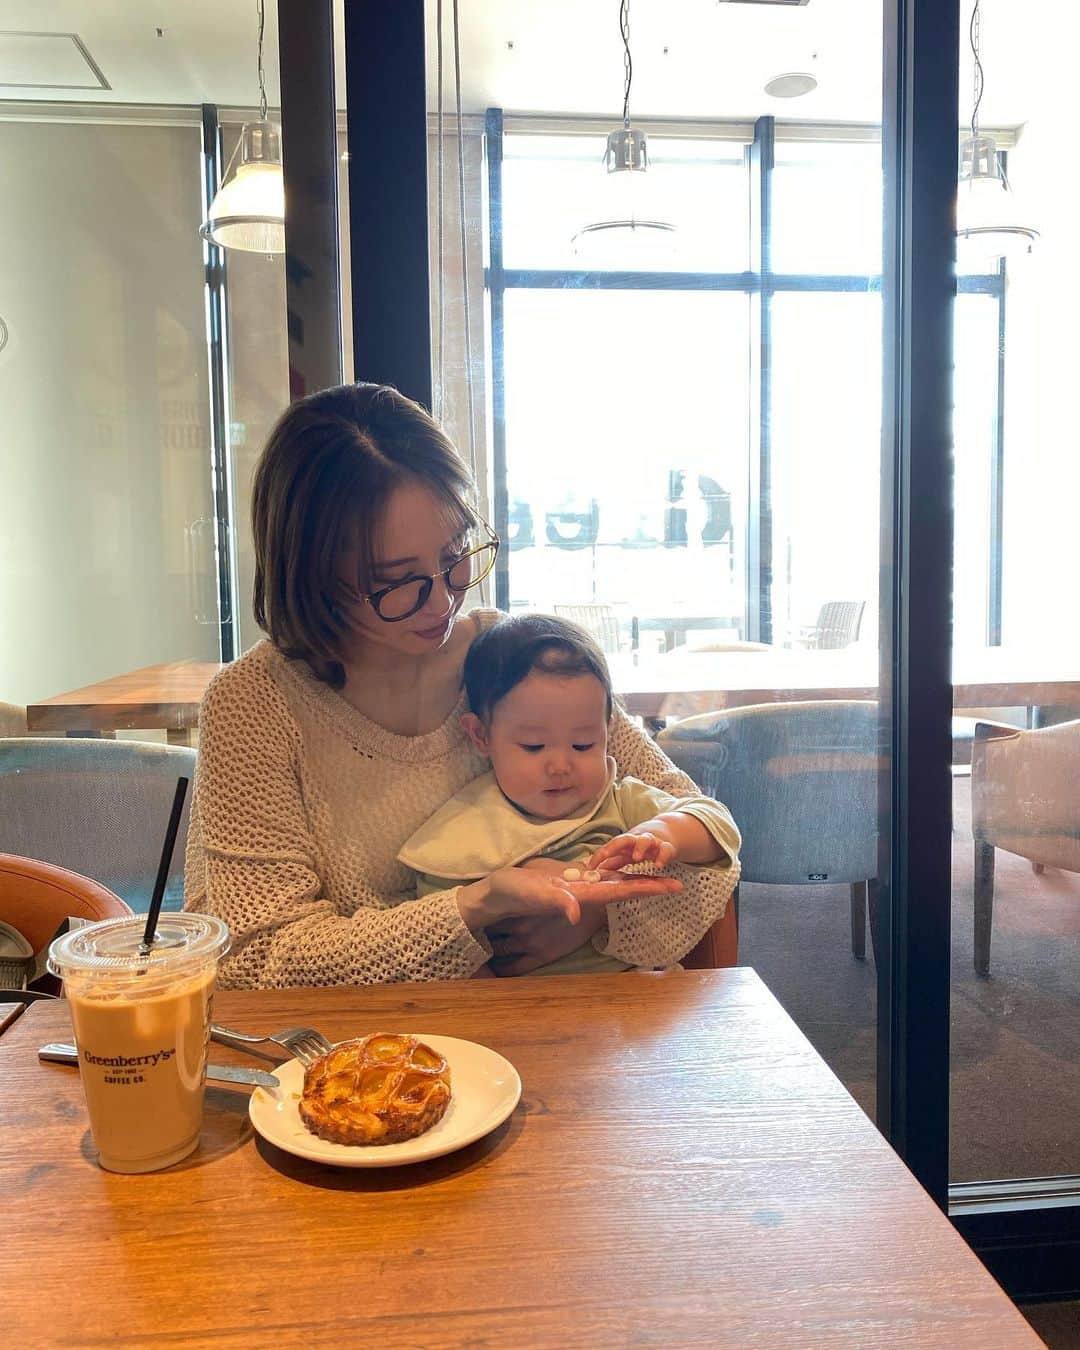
571, 0, 676, 261
956, 0, 1038, 262
200, 0, 285, 254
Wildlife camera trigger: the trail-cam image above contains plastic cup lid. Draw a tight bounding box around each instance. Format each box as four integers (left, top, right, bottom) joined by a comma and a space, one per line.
48, 912, 230, 980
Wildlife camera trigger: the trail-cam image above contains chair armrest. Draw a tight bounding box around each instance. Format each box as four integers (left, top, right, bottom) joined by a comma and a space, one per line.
973, 720, 1019, 742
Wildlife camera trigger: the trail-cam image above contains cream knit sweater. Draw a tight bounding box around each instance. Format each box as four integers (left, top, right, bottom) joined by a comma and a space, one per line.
184, 619, 740, 989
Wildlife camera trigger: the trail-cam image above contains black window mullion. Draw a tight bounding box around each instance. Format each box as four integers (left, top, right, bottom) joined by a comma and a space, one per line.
748, 116, 774, 646
343, 0, 431, 405
879, 0, 958, 1208
485, 107, 510, 612
987, 256, 1006, 646
198, 102, 237, 664
278, 0, 343, 398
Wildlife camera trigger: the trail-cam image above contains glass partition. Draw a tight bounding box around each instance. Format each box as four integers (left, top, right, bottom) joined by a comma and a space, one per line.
426, 2, 889, 1122
949, 0, 1080, 1185
0, 110, 218, 725
0, 2, 339, 734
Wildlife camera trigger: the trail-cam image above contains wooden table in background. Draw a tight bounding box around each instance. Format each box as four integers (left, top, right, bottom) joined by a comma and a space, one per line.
610, 647, 1080, 722
0, 970, 1037, 1347
21, 649, 1080, 746
25, 662, 223, 745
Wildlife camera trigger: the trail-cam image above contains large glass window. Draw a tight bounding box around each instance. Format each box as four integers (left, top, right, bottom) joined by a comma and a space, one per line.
949, 4, 1080, 1184
770, 291, 881, 648
502, 134, 749, 274
503, 288, 749, 645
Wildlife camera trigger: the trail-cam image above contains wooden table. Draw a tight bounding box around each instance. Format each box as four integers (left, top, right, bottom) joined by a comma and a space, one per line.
0, 1000, 25, 1036
25, 662, 222, 745
0, 971, 1037, 1347
610, 648, 1080, 721
24, 649, 1080, 744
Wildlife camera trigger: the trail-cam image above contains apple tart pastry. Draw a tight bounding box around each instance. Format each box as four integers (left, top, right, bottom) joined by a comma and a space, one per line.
298, 1033, 452, 1145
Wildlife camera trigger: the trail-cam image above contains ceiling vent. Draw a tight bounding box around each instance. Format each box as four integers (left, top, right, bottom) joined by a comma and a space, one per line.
0, 31, 110, 91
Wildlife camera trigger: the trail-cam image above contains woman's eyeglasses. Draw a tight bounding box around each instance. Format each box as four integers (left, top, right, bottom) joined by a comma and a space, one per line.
351, 519, 500, 622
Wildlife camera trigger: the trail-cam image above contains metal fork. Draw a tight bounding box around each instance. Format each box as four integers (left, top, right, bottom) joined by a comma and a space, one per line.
211, 1023, 333, 1067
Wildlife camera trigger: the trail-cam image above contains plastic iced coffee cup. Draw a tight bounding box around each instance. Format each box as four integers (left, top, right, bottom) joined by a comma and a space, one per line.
48, 913, 230, 1174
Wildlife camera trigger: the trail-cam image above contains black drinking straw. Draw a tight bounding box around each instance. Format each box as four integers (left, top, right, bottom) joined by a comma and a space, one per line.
140, 775, 190, 955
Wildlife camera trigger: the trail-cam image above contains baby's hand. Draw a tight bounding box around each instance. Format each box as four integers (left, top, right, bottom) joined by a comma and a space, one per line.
587, 827, 677, 874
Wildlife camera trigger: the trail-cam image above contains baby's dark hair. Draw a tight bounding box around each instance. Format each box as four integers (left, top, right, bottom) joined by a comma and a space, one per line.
464, 614, 614, 722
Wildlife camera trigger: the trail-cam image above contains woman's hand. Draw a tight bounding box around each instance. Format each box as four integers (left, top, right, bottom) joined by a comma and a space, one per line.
486, 904, 608, 977
457, 868, 583, 930
457, 863, 683, 933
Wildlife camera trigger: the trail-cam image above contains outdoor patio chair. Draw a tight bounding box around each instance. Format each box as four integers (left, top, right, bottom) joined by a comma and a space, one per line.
799, 600, 866, 650
554, 604, 623, 655
0, 737, 195, 915
971, 718, 1080, 976
657, 700, 883, 961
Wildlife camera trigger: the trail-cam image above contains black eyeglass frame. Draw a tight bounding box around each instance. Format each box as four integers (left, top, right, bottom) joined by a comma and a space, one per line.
357, 517, 501, 623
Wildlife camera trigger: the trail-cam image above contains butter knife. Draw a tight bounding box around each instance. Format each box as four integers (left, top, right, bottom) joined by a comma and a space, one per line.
38, 1042, 281, 1092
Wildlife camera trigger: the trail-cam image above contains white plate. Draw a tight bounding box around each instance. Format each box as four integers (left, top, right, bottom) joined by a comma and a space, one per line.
247, 1033, 522, 1168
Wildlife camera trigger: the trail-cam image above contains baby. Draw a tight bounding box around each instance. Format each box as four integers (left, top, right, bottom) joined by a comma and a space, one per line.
398, 612, 740, 976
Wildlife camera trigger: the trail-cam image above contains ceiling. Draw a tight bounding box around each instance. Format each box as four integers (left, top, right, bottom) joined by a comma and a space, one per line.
0, 0, 1040, 127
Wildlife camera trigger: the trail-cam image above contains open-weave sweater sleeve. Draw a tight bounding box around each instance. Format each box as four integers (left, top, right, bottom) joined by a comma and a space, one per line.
598, 706, 742, 968
184, 642, 492, 988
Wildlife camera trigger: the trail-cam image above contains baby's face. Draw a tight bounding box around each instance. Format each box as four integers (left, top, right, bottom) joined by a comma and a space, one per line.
483, 671, 610, 819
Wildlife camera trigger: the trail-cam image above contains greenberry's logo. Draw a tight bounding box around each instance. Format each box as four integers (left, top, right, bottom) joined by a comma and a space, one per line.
82, 1048, 175, 1068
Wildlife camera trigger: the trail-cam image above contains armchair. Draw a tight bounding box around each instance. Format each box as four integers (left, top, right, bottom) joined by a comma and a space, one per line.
658, 700, 883, 962
0, 737, 196, 914
970, 718, 1080, 976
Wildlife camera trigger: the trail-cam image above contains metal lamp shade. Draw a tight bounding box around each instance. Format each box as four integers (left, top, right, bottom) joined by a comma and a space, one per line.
956, 134, 1039, 262
200, 120, 286, 254
571, 128, 677, 264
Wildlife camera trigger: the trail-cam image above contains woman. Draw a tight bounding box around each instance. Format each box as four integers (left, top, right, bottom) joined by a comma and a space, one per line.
184, 383, 734, 988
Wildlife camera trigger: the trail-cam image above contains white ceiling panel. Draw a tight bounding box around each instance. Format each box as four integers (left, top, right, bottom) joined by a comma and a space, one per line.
0, 0, 1041, 127
0, 30, 109, 89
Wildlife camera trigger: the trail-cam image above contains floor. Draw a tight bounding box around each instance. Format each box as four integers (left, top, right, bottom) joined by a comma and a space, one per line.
738, 776, 1080, 1183
1020, 1300, 1080, 1349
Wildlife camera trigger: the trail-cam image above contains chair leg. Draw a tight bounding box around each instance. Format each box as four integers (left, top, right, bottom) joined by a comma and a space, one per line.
850, 881, 867, 960
867, 879, 881, 966
1032, 862, 1045, 876
974, 842, 996, 977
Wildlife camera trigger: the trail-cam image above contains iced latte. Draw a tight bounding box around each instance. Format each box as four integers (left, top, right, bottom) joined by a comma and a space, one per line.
49, 914, 230, 1173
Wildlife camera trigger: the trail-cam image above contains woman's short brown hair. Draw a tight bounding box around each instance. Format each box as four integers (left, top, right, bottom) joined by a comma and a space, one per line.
251, 382, 476, 687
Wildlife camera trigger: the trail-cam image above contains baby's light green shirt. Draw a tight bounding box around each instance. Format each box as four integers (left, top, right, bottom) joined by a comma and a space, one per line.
397, 760, 739, 976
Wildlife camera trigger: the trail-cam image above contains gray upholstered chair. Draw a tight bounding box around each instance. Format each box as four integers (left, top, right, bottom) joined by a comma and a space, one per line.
657, 701, 883, 960
0, 738, 196, 914
971, 718, 1080, 976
